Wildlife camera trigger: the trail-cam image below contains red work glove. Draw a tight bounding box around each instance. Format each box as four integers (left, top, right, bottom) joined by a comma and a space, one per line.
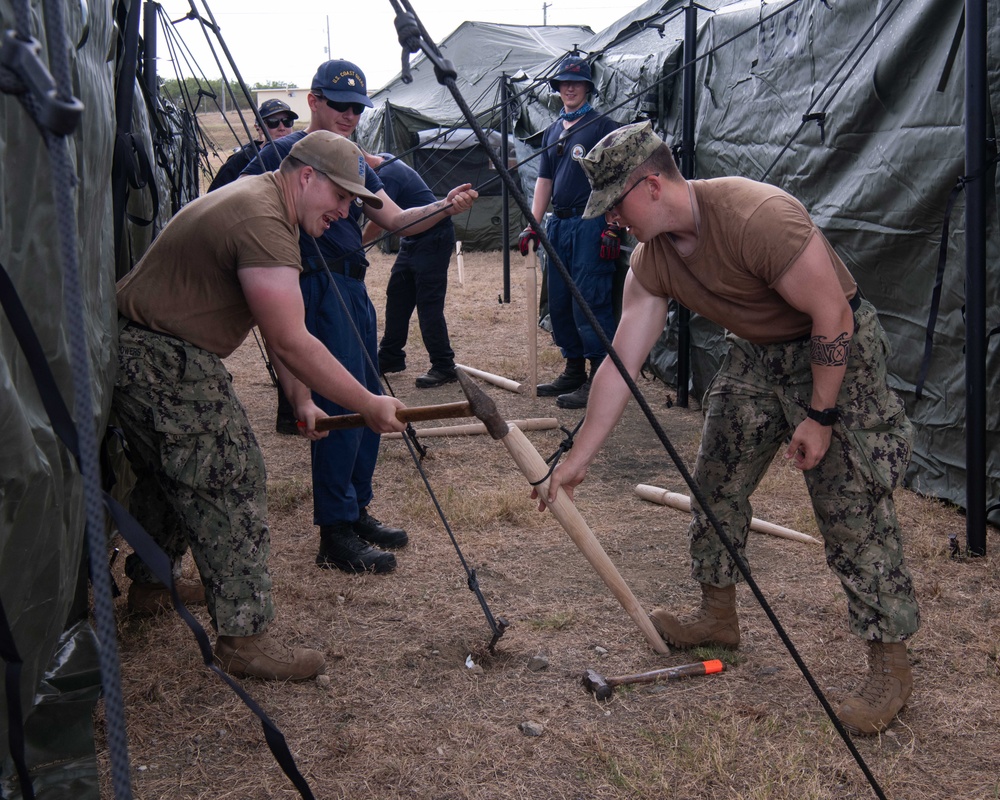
600, 222, 621, 260
518, 224, 540, 256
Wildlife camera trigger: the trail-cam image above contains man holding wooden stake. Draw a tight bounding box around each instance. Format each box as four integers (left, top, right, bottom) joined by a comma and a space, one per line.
541, 121, 920, 736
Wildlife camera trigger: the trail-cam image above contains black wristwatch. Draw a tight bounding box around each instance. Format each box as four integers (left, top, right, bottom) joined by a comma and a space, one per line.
806, 406, 840, 426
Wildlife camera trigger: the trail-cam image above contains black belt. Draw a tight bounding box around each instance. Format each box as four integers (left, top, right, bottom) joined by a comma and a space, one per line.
301, 257, 367, 281
553, 206, 585, 219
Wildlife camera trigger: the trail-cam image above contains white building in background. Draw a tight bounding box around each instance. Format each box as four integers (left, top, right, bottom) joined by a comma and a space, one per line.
253, 87, 310, 122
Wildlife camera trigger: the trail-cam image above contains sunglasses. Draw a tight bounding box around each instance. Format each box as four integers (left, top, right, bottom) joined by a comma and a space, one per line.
325, 99, 366, 115
555, 127, 571, 157
263, 116, 295, 129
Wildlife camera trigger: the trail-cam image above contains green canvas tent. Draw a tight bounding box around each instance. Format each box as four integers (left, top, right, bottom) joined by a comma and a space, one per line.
356, 21, 596, 250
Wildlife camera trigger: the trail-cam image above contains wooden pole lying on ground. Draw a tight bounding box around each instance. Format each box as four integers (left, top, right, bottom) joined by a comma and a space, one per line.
455, 240, 465, 286
383, 418, 558, 439
457, 371, 670, 654
454, 363, 522, 394
634, 484, 822, 546
525, 249, 538, 398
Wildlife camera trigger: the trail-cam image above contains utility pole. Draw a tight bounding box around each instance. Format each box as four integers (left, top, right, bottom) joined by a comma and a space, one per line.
542, 2, 551, 25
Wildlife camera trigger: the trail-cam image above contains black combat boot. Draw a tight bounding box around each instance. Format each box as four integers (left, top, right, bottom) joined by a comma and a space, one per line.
537, 357, 586, 397
316, 522, 397, 574
414, 367, 458, 389
353, 507, 408, 549
556, 356, 603, 409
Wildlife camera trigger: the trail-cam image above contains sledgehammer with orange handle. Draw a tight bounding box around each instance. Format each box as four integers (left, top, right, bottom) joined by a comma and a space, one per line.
582, 659, 725, 700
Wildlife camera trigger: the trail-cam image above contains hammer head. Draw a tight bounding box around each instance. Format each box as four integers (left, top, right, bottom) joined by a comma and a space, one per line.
456, 369, 509, 440
581, 668, 612, 700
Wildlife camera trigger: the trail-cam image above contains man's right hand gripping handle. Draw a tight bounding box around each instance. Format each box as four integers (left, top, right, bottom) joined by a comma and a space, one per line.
518, 224, 540, 256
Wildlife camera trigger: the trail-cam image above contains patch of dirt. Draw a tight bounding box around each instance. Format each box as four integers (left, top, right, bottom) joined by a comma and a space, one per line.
101, 248, 1000, 799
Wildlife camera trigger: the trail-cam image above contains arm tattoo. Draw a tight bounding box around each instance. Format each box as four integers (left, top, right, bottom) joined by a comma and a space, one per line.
810, 331, 851, 366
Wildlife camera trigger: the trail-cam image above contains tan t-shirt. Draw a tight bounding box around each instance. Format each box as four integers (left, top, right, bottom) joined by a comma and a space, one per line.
630, 177, 857, 344
116, 172, 301, 356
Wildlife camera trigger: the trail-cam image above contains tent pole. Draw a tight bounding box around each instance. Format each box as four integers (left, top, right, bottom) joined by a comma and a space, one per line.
143, 1, 157, 100
501, 74, 512, 303
676, 2, 698, 408
383, 101, 396, 154
964, 0, 988, 556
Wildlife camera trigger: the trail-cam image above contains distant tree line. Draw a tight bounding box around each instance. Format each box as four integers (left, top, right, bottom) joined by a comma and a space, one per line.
158, 78, 294, 113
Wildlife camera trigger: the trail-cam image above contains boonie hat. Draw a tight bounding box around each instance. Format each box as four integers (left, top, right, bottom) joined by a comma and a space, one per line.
549, 55, 594, 93
289, 131, 383, 209
311, 59, 373, 108
258, 98, 298, 120
577, 121, 662, 219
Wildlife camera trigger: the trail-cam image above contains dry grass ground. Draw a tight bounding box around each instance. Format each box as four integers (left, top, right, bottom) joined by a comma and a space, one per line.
99, 248, 1000, 798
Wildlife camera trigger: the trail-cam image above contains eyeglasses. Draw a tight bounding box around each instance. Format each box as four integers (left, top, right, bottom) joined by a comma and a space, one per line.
325, 99, 366, 115
263, 116, 296, 129
609, 172, 660, 213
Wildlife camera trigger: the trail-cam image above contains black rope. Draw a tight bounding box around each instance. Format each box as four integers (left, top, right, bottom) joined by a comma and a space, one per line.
529, 421, 584, 487
397, 431, 509, 651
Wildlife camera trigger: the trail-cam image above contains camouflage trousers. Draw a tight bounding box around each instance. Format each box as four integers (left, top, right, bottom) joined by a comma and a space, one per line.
114, 324, 274, 636
689, 300, 920, 642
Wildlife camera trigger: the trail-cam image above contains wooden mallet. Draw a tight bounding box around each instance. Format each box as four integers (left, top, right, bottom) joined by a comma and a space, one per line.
456, 368, 669, 655
313, 401, 472, 432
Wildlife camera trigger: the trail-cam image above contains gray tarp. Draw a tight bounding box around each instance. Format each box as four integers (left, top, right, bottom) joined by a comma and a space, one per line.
357, 21, 596, 249
690, 0, 998, 522
572, 0, 999, 524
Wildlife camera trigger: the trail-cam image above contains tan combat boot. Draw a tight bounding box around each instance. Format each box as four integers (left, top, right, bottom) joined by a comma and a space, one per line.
649, 583, 740, 649
127, 577, 206, 616
215, 633, 326, 681
837, 640, 912, 735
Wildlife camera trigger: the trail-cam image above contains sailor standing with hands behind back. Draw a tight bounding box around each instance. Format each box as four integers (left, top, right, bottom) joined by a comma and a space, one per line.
520, 55, 620, 409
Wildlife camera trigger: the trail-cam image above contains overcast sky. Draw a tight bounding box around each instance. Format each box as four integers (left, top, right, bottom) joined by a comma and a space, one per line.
154, 0, 626, 93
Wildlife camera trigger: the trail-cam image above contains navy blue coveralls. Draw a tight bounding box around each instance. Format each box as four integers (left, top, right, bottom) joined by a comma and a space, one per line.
243, 132, 385, 526
537, 110, 620, 359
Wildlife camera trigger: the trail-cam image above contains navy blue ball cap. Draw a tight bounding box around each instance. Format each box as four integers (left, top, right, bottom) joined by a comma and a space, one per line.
311, 59, 373, 108
550, 55, 594, 93
258, 98, 298, 120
